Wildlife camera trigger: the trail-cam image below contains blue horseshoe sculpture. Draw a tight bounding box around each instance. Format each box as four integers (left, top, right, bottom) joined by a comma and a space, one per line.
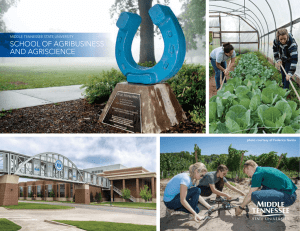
115, 4, 186, 85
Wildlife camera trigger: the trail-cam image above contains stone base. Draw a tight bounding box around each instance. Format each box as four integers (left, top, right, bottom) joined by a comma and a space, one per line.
26, 198, 32, 201
57, 198, 67, 202
0, 175, 19, 206
74, 184, 90, 204
45, 197, 54, 201
35, 197, 42, 201
99, 82, 186, 133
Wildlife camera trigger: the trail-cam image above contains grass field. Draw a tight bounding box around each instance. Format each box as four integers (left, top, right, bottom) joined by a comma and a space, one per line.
0, 218, 21, 230
55, 221, 156, 231
94, 202, 156, 209
2, 202, 73, 209
0, 64, 117, 91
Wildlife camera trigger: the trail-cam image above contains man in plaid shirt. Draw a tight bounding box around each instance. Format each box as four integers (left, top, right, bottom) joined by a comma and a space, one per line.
273, 28, 298, 90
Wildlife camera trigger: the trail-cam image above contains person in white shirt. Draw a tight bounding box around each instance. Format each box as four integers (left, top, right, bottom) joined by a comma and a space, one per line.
210, 43, 236, 90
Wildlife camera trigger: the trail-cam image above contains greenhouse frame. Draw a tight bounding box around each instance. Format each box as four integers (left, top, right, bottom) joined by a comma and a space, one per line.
209, 0, 300, 82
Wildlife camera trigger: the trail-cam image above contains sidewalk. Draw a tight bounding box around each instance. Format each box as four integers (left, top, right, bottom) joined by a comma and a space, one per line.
0, 85, 85, 111
0, 202, 156, 231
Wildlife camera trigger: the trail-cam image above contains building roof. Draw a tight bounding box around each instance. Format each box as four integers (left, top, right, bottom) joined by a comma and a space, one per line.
99, 166, 155, 180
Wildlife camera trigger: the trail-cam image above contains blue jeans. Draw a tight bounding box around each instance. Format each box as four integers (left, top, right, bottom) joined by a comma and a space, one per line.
164, 187, 201, 214
251, 185, 297, 215
280, 61, 292, 89
211, 58, 227, 90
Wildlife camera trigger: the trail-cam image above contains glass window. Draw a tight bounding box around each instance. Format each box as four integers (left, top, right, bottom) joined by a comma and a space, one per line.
48, 184, 52, 194
28, 186, 32, 196
60, 184, 65, 197
37, 185, 42, 197
19, 187, 23, 197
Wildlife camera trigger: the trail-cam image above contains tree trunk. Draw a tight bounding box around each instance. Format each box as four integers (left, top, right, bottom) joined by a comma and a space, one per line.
138, 0, 156, 63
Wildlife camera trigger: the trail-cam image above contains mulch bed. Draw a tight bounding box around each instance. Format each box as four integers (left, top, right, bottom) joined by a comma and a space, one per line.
0, 99, 204, 133
160, 114, 204, 133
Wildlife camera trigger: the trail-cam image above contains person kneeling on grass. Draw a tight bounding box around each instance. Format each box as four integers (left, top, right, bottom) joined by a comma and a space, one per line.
163, 162, 211, 222
198, 164, 246, 200
235, 160, 297, 223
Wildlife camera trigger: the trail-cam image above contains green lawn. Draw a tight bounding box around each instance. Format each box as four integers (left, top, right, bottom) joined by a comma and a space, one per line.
94, 202, 156, 209
0, 65, 115, 91
0, 218, 21, 230
3, 202, 73, 209
55, 221, 156, 231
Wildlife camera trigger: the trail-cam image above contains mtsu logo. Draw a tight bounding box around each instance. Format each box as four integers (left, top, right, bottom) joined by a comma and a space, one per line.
55, 160, 63, 171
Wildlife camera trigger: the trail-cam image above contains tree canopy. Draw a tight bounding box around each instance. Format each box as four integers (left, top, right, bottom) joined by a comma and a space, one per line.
180, 0, 206, 51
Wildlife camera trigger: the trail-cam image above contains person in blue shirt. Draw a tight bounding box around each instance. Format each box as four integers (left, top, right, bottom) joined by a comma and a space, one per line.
210, 42, 236, 90
235, 160, 297, 223
163, 162, 211, 222
273, 28, 298, 90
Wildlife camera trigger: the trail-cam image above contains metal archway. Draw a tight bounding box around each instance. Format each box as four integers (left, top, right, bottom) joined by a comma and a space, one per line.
15, 152, 84, 182
0, 150, 110, 188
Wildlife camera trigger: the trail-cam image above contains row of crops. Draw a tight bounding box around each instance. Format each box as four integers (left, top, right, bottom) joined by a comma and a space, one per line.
160, 145, 299, 179
209, 53, 300, 134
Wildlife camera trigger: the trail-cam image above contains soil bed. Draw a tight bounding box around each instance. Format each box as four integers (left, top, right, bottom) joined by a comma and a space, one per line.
0, 99, 204, 133
160, 178, 300, 231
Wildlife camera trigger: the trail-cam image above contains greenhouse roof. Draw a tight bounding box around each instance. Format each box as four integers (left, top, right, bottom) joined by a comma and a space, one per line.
209, 0, 300, 76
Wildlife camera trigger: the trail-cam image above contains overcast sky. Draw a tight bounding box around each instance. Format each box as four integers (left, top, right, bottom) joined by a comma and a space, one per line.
161, 137, 299, 157
3, 0, 183, 62
0, 137, 157, 173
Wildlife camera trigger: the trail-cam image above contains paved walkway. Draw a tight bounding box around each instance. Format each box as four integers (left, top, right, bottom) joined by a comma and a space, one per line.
0, 85, 85, 111
22, 200, 156, 216
0, 201, 156, 231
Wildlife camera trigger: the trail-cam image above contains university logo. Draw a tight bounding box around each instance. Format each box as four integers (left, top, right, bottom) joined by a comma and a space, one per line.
55, 160, 63, 171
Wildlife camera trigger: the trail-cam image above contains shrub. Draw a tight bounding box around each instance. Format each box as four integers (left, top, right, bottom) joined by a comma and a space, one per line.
121, 188, 131, 200
140, 185, 152, 202
167, 63, 206, 126
81, 68, 126, 104
95, 192, 102, 203
49, 189, 55, 198
29, 191, 33, 198
138, 61, 156, 67
20, 192, 23, 197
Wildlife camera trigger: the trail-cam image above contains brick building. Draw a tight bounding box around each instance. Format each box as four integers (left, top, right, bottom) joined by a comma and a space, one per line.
18, 164, 156, 203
